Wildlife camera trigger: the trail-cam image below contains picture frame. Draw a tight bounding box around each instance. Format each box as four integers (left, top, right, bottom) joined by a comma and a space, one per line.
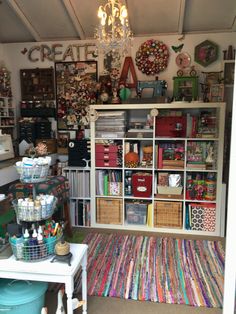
209, 84, 224, 102
55, 61, 97, 130
57, 131, 70, 154
194, 40, 218, 67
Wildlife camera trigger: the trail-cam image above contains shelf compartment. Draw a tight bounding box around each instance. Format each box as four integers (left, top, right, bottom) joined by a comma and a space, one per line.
125, 201, 150, 225
70, 199, 90, 227
154, 201, 183, 229
96, 198, 123, 225
186, 172, 217, 201
185, 202, 216, 232
96, 169, 122, 196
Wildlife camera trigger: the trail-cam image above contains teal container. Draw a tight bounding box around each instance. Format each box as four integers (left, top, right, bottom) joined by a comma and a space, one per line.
0, 279, 48, 314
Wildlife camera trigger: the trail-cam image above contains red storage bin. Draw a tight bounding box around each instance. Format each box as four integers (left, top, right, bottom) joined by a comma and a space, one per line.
155, 116, 186, 137
132, 173, 152, 197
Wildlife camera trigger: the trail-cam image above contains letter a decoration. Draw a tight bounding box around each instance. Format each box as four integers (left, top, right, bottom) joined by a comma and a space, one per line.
119, 56, 138, 89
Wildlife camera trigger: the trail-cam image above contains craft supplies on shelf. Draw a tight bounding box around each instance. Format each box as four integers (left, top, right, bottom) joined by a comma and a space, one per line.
15, 156, 51, 183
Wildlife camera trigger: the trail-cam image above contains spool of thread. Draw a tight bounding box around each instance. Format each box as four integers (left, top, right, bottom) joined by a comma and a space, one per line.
55, 240, 70, 256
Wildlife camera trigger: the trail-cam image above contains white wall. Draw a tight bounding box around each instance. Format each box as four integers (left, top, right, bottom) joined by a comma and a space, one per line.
0, 44, 4, 65
1, 32, 235, 110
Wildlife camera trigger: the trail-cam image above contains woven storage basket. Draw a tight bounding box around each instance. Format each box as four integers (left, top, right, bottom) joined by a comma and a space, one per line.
154, 201, 182, 228
96, 198, 123, 224
16, 164, 49, 183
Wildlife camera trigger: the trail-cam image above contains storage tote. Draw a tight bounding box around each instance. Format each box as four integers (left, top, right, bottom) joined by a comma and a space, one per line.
0, 279, 48, 314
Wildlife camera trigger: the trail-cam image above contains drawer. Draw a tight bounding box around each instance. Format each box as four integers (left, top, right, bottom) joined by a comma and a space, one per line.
95, 144, 118, 153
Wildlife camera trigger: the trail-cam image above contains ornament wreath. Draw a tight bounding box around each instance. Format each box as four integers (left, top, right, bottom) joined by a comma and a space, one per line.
135, 39, 169, 75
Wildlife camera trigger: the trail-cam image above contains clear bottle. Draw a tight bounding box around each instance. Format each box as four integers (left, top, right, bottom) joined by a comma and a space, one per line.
34, 200, 41, 221
37, 233, 46, 259
15, 234, 24, 260
31, 229, 38, 260
28, 201, 34, 221
23, 229, 30, 261
41, 200, 47, 218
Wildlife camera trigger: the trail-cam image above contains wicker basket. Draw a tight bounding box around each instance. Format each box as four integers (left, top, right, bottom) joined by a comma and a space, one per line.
12, 197, 57, 222
16, 163, 50, 183
10, 235, 61, 262
96, 198, 123, 224
154, 201, 183, 228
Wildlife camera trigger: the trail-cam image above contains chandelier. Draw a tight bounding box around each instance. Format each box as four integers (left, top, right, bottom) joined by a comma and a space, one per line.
95, 0, 132, 56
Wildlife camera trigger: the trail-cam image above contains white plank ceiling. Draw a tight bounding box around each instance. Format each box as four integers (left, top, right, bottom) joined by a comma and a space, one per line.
0, 0, 235, 43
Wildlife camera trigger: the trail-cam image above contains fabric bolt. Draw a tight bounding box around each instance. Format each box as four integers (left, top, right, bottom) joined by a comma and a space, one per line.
73, 233, 225, 308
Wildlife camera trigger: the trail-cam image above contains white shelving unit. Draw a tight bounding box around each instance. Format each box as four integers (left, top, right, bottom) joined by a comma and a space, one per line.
62, 167, 91, 227
0, 97, 16, 138
89, 102, 226, 237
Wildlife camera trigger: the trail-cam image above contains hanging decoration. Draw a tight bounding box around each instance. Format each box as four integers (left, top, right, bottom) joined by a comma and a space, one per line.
0, 66, 12, 97
194, 40, 218, 67
171, 43, 184, 53
135, 39, 169, 75
119, 56, 138, 88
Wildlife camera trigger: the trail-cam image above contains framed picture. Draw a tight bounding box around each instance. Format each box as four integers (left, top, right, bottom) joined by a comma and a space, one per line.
209, 84, 224, 102
55, 61, 97, 130
194, 40, 218, 67
57, 131, 70, 154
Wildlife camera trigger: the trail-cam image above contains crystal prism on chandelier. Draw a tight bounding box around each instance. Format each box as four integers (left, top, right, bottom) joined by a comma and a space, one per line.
95, 0, 132, 56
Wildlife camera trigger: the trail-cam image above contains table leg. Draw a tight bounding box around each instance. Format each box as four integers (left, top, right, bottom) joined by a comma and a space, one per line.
65, 278, 74, 314
64, 201, 73, 237
82, 251, 87, 314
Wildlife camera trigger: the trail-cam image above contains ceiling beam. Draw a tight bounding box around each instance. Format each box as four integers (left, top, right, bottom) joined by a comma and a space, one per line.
232, 15, 236, 31
7, 0, 41, 41
62, 0, 85, 40
178, 0, 186, 35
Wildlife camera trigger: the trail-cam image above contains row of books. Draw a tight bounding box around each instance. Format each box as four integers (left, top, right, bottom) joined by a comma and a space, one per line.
63, 170, 90, 198
96, 170, 122, 196
70, 200, 91, 227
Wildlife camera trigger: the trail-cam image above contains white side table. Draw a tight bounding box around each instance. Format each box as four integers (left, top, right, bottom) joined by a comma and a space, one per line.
0, 243, 88, 314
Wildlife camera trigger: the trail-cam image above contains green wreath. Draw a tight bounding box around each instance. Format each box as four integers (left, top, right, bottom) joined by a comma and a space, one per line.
135, 39, 169, 75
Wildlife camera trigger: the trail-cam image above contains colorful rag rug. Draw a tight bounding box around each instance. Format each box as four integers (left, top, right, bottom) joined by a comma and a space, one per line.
76, 233, 225, 308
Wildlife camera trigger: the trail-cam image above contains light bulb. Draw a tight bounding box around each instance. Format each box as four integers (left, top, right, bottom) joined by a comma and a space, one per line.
120, 5, 128, 18
98, 6, 104, 18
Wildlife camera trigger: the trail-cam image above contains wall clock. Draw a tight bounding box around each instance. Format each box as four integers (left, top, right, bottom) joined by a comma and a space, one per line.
176, 52, 191, 69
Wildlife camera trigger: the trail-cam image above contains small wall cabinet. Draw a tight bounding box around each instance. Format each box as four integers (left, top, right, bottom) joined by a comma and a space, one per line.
20, 68, 55, 100
173, 76, 198, 101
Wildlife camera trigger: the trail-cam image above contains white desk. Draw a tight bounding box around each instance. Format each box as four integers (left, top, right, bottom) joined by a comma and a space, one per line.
0, 243, 88, 314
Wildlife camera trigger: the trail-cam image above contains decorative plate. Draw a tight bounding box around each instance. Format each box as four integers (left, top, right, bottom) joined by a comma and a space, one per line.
176, 52, 191, 69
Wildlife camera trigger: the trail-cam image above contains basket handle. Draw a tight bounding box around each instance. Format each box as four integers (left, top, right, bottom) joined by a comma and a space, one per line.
8, 279, 32, 287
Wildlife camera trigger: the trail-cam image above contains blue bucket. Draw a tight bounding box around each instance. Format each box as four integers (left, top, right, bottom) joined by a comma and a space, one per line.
0, 279, 48, 314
